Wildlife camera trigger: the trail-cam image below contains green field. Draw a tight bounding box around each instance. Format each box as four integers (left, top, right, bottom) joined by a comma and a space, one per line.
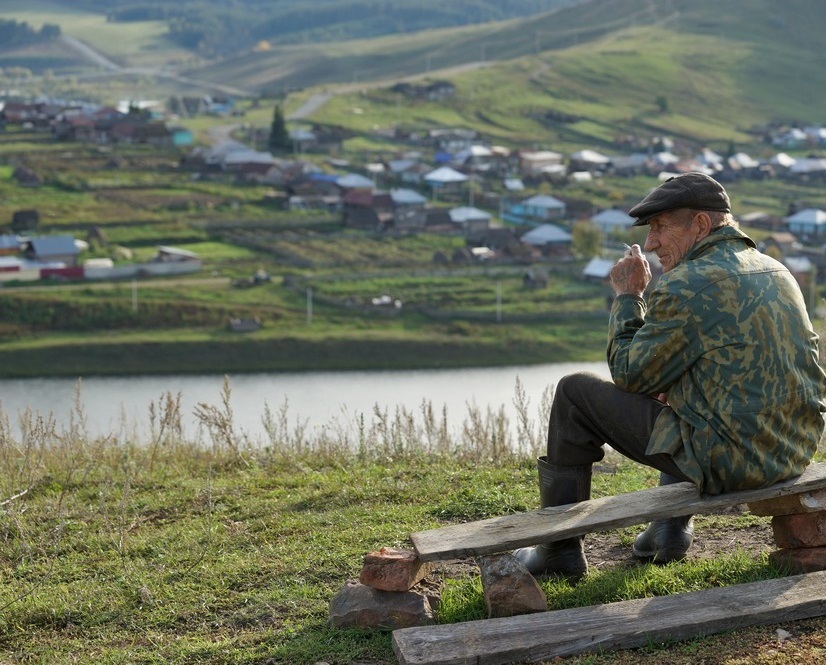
0, 0, 193, 68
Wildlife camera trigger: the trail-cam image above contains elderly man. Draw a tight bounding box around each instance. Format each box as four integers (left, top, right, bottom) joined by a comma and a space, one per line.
516, 172, 826, 579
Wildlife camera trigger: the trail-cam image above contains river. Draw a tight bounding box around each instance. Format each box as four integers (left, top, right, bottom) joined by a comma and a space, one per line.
1, 361, 610, 447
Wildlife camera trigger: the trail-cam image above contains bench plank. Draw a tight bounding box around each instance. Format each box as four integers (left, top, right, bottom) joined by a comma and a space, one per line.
392, 570, 826, 665
411, 462, 826, 562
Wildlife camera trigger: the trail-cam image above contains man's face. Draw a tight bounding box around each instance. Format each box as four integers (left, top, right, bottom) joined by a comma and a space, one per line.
643, 209, 700, 272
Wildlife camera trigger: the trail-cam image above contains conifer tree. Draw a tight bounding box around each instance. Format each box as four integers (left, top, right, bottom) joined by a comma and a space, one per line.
268, 104, 290, 153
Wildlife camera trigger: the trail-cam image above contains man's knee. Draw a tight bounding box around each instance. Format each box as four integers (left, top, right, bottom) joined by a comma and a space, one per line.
557, 372, 609, 404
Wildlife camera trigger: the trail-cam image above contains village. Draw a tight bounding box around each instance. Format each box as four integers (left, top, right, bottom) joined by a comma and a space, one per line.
3, 92, 826, 303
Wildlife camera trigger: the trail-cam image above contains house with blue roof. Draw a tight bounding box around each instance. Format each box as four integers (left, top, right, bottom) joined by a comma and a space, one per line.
23, 235, 81, 266
787, 208, 826, 238
503, 194, 566, 225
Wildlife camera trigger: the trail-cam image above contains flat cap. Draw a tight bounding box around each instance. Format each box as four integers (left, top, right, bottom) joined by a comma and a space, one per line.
629, 172, 731, 226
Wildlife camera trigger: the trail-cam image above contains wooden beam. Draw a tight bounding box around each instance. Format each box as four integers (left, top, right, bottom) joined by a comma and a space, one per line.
411, 462, 826, 562
392, 570, 826, 665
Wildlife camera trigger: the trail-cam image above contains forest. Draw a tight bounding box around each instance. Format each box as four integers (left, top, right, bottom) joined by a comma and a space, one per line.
0, 19, 61, 47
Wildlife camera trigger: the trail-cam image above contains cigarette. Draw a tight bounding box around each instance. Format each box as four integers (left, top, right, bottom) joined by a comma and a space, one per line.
623, 243, 632, 251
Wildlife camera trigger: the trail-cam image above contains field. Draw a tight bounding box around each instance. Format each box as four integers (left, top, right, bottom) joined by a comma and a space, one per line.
1, 0, 195, 69
0, 393, 824, 664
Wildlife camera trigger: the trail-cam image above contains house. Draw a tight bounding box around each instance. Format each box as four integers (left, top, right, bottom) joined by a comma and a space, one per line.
521, 194, 566, 222
454, 145, 495, 172
153, 246, 199, 262
424, 208, 454, 233
773, 127, 808, 149
761, 232, 799, 257
392, 81, 456, 102
390, 188, 428, 232
609, 153, 649, 177
342, 190, 393, 230
449, 206, 491, 238
582, 257, 614, 281
519, 224, 572, 256
787, 208, 826, 238
11, 209, 39, 232
789, 158, 826, 178
518, 150, 563, 177
426, 128, 479, 153
222, 148, 275, 176
591, 209, 635, 234
726, 152, 761, 174
504, 178, 525, 192
228, 317, 262, 332
0, 235, 21, 256
170, 126, 194, 147
107, 120, 173, 146
695, 148, 724, 172
569, 149, 610, 173
52, 111, 96, 141
424, 166, 468, 200
740, 211, 786, 231
336, 173, 376, 191
23, 235, 82, 266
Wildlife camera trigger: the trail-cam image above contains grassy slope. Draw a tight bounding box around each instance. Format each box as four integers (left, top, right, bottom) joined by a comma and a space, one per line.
1, 430, 823, 664
186, 0, 826, 127
0, 0, 190, 69
304, 20, 826, 152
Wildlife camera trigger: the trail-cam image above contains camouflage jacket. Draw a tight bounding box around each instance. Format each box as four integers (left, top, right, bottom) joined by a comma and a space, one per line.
608, 226, 826, 494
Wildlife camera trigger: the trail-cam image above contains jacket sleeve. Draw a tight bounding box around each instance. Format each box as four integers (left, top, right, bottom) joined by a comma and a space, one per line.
607, 286, 705, 395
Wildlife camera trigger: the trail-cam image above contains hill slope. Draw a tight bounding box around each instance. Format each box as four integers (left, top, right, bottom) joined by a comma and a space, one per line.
277, 0, 826, 153
185, 0, 826, 98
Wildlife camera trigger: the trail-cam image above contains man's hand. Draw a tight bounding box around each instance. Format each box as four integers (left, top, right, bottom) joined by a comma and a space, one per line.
610, 244, 651, 298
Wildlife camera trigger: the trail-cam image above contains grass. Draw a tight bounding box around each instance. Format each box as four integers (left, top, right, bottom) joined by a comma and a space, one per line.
0, 382, 823, 664
1, 0, 193, 68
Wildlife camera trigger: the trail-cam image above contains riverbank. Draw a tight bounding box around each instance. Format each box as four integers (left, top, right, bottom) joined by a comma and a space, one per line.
0, 330, 607, 378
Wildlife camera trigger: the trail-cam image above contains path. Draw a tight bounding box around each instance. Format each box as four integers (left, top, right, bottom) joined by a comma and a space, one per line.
57, 34, 253, 98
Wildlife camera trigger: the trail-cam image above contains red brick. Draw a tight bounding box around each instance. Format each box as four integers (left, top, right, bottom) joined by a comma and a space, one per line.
749, 489, 826, 516
771, 512, 826, 549
769, 547, 826, 574
359, 547, 432, 592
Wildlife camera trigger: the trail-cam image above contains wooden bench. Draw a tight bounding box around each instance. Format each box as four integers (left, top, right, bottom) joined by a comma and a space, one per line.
393, 461, 826, 665
410, 461, 826, 562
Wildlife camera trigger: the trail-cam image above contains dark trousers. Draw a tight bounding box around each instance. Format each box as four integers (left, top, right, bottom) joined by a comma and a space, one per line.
546, 372, 691, 482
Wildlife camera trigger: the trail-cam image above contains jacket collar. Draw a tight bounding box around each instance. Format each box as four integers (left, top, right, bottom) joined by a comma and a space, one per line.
684, 225, 756, 263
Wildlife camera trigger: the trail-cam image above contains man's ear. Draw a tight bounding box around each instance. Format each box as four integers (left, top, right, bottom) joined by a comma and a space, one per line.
695, 212, 713, 240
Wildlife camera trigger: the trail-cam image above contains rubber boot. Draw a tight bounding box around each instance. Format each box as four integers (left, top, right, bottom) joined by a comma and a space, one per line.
632, 472, 694, 563
513, 457, 591, 580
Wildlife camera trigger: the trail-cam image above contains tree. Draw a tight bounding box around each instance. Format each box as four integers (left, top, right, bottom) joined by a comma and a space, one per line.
571, 221, 603, 260
268, 104, 290, 153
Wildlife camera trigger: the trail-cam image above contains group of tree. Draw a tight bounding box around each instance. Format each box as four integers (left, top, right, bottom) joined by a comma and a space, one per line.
0, 20, 61, 47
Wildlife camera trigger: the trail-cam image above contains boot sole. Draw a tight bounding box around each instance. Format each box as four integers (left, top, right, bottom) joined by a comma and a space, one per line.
632, 543, 690, 563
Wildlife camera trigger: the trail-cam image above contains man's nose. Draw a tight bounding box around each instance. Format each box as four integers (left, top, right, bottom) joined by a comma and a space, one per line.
643, 232, 656, 252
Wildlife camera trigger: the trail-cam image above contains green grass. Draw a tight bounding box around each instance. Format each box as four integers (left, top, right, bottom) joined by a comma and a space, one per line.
1, 0, 192, 68
0, 397, 820, 664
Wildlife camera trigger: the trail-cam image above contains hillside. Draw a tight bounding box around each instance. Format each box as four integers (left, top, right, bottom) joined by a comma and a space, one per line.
185, 0, 826, 97
281, 0, 826, 154
3, 0, 826, 154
